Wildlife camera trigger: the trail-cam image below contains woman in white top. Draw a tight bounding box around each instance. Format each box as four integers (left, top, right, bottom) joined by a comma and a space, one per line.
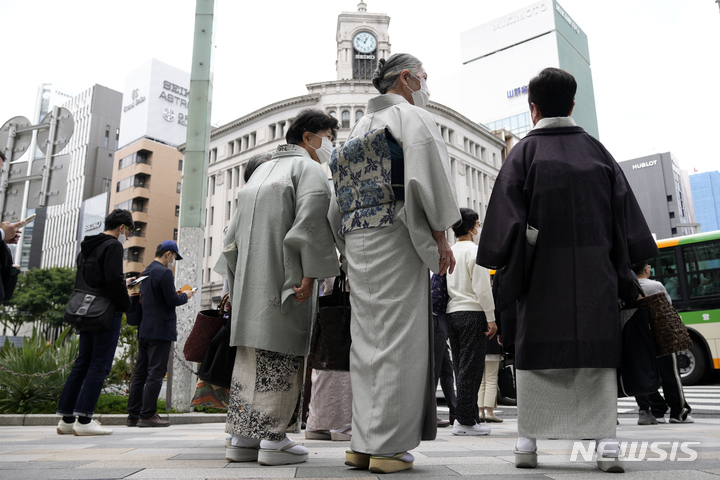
446, 208, 498, 436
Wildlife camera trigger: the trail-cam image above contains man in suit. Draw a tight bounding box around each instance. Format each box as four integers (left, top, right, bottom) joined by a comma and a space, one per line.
0, 151, 21, 302
127, 240, 194, 427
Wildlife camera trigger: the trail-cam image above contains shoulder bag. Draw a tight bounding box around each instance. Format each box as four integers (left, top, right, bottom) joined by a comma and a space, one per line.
636, 291, 693, 357
184, 294, 229, 362
64, 253, 116, 332
308, 273, 351, 371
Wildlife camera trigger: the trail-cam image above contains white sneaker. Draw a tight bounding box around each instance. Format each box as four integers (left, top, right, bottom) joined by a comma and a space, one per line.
56, 419, 74, 435
452, 419, 490, 436
655, 416, 667, 423
72, 420, 113, 436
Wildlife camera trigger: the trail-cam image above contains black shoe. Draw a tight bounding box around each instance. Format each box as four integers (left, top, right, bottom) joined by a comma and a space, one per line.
437, 418, 450, 428
126, 416, 138, 427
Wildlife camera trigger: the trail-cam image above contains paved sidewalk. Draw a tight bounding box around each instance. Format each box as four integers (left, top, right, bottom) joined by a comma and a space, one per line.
1, 417, 719, 479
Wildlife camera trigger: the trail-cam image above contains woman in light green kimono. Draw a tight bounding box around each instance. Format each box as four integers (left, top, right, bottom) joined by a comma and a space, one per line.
328, 53, 461, 474
215, 109, 340, 466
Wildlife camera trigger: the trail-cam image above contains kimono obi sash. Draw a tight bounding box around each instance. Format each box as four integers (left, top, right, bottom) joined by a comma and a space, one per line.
330, 127, 404, 235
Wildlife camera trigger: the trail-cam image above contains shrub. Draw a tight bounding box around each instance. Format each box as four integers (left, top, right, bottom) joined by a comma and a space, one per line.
0, 327, 78, 414
104, 316, 139, 393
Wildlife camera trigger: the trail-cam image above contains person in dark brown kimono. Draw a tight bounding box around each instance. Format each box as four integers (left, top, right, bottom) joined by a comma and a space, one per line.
476, 67, 659, 473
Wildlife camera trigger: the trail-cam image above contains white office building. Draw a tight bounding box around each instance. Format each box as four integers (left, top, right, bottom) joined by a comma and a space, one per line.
434, 1, 599, 139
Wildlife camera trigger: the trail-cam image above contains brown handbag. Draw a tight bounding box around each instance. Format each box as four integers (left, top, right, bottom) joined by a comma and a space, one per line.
183, 294, 229, 362
636, 292, 693, 357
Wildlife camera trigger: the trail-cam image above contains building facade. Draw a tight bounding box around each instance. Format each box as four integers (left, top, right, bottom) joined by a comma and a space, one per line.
109, 59, 190, 277
193, 2, 507, 308
690, 171, 720, 232
618, 152, 697, 239
41, 85, 122, 268
433, 0, 599, 139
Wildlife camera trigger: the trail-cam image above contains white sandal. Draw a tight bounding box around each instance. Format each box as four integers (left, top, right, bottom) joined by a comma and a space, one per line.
257, 440, 309, 466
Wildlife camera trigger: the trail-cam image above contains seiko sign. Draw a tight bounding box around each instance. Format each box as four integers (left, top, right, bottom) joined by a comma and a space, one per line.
632, 160, 658, 170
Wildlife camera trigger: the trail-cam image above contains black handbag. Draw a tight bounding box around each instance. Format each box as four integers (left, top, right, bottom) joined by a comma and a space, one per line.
498, 358, 516, 400
617, 306, 662, 397
308, 273, 351, 371
197, 315, 236, 389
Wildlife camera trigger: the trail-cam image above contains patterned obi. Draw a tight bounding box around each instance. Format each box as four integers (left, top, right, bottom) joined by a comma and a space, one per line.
330, 127, 404, 235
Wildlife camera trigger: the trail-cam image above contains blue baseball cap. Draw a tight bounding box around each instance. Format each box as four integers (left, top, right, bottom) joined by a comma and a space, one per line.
160, 240, 183, 260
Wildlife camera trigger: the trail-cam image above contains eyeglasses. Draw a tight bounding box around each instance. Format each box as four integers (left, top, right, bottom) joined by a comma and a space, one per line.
124, 225, 134, 238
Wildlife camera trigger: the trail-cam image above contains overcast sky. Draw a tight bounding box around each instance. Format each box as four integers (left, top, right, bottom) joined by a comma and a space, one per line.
1, 0, 718, 173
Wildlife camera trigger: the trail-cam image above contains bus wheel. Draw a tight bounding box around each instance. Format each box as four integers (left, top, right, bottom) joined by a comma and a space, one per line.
678, 341, 708, 386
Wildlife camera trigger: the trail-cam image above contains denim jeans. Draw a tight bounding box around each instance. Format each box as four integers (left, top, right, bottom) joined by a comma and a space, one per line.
56, 312, 122, 418
127, 338, 172, 419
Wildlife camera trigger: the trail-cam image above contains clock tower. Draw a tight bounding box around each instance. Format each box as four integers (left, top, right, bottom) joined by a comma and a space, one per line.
336, 2, 391, 80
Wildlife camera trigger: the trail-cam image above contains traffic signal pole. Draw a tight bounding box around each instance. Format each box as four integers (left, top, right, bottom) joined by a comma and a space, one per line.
169, 0, 214, 412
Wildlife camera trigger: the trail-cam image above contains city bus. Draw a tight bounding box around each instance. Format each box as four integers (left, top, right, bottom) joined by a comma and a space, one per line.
649, 230, 720, 385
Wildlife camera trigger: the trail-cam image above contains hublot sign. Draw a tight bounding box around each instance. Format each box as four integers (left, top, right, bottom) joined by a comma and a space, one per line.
632, 160, 658, 170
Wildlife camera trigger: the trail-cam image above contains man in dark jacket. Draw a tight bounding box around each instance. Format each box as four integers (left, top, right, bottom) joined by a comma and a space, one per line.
477, 68, 658, 472
127, 240, 193, 427
0, 151, 21, 302
57, 209, 135, 436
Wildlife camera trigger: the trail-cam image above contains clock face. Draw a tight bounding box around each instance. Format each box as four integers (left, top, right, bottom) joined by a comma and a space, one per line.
353, 32, 377, 53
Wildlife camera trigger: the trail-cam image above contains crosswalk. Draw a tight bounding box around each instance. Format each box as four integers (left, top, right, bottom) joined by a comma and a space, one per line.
617, 385, 720, 414
438, 385, 720, 416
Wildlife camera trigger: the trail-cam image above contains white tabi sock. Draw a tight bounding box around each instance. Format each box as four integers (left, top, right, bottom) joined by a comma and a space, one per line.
515, 436, 537, 453
231, 435, 261, 448
374, 452, 414, 462
260, 436, 308, 454
596, 438, 621, 457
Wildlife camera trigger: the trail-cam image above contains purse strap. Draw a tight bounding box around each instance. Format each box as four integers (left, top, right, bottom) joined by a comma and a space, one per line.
331, 270, 348, 308
218, 293, 229, 313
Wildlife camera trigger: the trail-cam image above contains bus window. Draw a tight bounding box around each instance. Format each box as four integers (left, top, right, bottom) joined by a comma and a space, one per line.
649, 250, 680, 300
684, 240, 720, 298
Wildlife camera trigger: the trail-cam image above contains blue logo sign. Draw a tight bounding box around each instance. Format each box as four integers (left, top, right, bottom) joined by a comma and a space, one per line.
507, 85, 528, 98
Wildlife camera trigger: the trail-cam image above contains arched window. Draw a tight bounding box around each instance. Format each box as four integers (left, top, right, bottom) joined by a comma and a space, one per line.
355, 110, 364, 122
328, 110, 336, 118
341, 110, 350, 129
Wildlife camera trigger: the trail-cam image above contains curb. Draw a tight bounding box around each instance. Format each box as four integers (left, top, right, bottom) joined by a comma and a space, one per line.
0, 413, 227, 426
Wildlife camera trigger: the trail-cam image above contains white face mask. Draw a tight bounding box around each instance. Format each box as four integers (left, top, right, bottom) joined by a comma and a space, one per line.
168, 254, 176, 269
407, 73, 431, 108
118, 227, 128, 246
471, 228, 480, 245
309, 133, 334, 164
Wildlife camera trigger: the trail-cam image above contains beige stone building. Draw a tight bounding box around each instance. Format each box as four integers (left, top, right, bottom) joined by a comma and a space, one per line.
192, 2, 507, 309
109, 139, 184, 277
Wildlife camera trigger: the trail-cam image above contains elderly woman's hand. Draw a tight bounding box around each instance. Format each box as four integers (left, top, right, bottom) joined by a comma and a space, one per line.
432, 230, 456, 275
294, 277, 315, 303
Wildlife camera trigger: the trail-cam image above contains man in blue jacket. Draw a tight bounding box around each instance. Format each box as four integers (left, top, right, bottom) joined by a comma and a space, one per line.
127, 240, 194, 427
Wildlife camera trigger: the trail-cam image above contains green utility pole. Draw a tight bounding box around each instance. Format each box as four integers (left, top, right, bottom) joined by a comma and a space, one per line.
169, 0, 214, 412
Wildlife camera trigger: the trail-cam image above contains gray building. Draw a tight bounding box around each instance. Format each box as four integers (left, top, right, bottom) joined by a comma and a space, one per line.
618, 152, 697, 240
38, 85, 122, 268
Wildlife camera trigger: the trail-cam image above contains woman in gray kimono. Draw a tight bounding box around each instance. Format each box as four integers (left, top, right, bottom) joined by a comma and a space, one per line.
216, 109, 341, 466
328, 53, 461, 474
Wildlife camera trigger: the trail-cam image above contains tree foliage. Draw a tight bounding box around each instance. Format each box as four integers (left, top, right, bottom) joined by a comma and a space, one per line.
1, 267, 75, 340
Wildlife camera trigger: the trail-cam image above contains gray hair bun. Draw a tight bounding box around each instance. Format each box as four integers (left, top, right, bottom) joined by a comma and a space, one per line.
372, 58, 387, 91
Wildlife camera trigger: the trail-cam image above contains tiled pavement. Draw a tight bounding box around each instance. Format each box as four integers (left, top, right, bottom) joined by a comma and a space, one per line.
1, 417, 719, 479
